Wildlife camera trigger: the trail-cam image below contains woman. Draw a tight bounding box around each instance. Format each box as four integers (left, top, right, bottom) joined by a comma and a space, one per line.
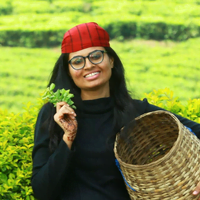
31, 22, 200, 200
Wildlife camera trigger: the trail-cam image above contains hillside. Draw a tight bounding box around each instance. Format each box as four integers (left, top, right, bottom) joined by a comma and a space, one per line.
0, 0, 200, 113
1, 37, 200, 113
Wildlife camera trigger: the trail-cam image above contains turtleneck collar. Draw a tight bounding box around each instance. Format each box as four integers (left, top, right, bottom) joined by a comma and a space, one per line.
76, 97, 114, 115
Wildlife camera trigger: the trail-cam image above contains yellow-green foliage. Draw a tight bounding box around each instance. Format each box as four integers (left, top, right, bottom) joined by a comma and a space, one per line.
0, 102, 40, 200
0, 89, 199, 199
144, 88, 200, 123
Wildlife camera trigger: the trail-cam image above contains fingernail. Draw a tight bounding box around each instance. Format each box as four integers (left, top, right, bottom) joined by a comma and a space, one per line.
193, 191, 198, 195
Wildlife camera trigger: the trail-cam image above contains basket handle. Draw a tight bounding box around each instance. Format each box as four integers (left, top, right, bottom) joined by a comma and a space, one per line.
115, 159, 137, 192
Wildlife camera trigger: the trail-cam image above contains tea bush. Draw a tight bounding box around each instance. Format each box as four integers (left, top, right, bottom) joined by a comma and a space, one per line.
0, 102, 40, 200
144, 88, 200, 123
1, 37, 200, 113
0, 89, 199, 199
0, 0, 13, 15
1, 0, 200, 47
1, 15, 200, 47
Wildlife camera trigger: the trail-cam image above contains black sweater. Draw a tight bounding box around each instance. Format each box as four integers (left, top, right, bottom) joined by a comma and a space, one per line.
31, 98, 200, 200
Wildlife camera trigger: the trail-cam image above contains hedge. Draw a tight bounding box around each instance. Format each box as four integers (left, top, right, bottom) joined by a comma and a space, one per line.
144, 88, 200, 123
0, 0, 13, 15
0, 88, 200, 199
0, 0, 92, 15
1, 15, 200, 47
1, 0, 200, 47
0, 29, 66, 48
0, 102, 38, 200
4, 0, 200, 17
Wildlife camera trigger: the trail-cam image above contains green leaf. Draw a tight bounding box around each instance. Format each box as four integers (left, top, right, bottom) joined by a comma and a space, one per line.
49, 83, 55, 91
42, 84, 76, 109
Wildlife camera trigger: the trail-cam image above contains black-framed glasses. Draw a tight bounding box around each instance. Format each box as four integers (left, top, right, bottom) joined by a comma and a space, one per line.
68, 50, 107, 70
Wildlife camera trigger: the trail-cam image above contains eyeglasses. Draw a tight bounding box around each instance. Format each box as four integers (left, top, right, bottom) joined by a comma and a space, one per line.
68, 50, 107, 70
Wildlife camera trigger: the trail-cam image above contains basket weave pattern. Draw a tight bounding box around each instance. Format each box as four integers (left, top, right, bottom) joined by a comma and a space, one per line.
114, 111, 200, 200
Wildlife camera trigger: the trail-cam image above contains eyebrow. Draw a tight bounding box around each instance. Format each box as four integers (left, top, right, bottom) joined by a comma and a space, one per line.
70, 50, 100, 59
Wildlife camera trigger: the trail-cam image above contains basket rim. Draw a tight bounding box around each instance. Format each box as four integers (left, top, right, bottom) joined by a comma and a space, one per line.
114, 110, 184, 169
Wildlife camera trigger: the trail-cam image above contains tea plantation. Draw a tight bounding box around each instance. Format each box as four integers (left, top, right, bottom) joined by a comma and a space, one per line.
0, 0, 200, 199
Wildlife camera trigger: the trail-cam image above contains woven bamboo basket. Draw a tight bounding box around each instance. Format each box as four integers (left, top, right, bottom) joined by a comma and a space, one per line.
114, 110, 200, 200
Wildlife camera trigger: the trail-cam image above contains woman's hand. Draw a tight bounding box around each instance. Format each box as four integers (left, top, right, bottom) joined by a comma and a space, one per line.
54, 102, 78, 149
193, 181, 200, 199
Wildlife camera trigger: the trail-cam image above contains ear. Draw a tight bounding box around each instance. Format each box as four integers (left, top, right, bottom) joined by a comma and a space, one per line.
110, 57, 114, 68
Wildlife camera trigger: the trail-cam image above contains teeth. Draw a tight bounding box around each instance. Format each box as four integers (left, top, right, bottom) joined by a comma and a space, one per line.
85, 72, 99, 78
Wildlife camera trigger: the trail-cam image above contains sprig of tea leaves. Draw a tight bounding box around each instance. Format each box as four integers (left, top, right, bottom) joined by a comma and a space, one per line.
42, 83, 76, 109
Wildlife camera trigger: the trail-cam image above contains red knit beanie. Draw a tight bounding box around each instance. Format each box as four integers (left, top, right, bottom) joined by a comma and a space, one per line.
61, 22, 110, 53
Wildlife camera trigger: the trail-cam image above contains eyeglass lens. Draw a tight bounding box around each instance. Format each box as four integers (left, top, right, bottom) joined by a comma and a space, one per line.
70, 50, 104, 69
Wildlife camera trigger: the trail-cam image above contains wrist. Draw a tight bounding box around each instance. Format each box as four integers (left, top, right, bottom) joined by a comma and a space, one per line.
63, 132, 75, 149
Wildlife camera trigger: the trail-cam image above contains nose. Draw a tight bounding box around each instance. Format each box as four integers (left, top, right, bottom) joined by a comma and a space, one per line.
84, 57, 94, 69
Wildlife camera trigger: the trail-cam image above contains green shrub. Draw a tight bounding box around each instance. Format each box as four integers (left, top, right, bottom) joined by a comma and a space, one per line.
144, 88, 200, 123
1, 16, 200, 47
0, 1, 13, 15
102, 17, 200, 41
0, 28, 66, 48
0, 102, 40, 200
1, 0, 200, 48
12, 1, 91, 14
0, 89, 199, 199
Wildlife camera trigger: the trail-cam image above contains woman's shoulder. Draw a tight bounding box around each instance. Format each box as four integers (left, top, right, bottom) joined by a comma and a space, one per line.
131, 98, 148, 106
131, 98, 164, 115
131, 98, 149, 115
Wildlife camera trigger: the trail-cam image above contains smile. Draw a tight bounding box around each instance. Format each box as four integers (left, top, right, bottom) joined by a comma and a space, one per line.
84, 72, 100, 78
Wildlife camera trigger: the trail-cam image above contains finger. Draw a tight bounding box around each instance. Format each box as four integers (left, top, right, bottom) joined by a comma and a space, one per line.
60, 105, 76, 119
63, 104, 76, 115
55, 105, 76, 124
193, 181, 200, 196
56, 102, 68, 113
54, 106, 69, 123
56, 102, 76, 117
59, 108, 74, 120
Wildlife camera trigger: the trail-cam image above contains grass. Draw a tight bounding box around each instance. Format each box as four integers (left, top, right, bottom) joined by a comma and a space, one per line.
115, 38, 200, 100
0, 37, 200, 113
0, 47, 60, 112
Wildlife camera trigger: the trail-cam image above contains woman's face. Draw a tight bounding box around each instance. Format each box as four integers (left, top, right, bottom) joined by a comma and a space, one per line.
68, 46, 114, 98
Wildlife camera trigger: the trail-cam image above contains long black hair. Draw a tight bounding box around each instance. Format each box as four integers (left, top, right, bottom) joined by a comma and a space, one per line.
45, 47, 138, 152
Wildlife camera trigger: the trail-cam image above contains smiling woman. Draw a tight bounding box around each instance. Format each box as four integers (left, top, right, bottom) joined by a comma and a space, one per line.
31, 22, 200, 200
68, 47, 114, 100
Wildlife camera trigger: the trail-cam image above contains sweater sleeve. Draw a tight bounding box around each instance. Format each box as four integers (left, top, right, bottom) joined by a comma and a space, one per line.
133, 98, 200, 138
31, 104, 74, 200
